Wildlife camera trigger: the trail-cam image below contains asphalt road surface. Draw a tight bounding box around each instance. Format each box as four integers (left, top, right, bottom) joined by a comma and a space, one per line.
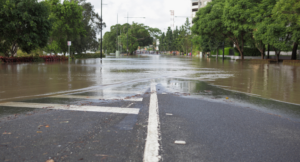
0, 83, 300, 162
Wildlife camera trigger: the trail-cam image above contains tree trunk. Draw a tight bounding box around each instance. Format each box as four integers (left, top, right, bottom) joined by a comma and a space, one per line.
262, 43, 265, 59
291, 42, 298, 60
267, 44, 270, 59
240, 33, 244, 60
4, 52, 9, 57
10, 43, 18, 57
275, 50, 280, 63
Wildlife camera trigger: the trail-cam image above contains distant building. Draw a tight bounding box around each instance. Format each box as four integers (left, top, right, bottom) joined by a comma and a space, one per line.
191, 0, 212, 22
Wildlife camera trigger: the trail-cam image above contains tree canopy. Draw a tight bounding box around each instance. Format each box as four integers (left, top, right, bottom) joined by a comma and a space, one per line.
191, 0, 300, 60
0, 0, 52, 56
103, 23, 161, 54
0, 0, 105, 57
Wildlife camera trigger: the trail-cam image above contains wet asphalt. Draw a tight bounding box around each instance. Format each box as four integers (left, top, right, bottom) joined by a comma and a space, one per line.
0, 86, 300, 162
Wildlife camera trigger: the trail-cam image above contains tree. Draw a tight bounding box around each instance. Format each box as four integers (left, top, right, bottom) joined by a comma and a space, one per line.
0, 0, 52, 56
165, 27, 173, 51
159, 32, 166, 52
272, 0, 300, 60
178, 18, 192, 55
192, 0, 233, 56
45, 0, 85, 55
103, 23, 160, 55
69, 0, 105, 54
223, 0, 261, 59
254, 17, 292, 62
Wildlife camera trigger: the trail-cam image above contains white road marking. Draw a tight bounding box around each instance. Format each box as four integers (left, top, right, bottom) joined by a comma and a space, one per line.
0, 102, 140, 114
166, 113, 173, 116
174, 141, 186, 145
49, 95, 143, 102
143, 83, 161, 162
93, 90, 143, 94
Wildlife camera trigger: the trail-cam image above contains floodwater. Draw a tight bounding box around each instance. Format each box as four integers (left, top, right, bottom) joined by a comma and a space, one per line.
1, 55, 300, 119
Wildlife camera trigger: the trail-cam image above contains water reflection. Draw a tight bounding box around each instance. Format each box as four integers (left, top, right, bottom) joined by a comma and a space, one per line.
158, 78, 300, 121
0, 55, 300, 107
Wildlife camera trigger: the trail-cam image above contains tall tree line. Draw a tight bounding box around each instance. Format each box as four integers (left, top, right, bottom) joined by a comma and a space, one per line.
159, 18, 192, 55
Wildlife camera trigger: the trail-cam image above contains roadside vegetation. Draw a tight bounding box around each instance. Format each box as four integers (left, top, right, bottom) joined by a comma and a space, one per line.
0, 0, 105, 61
159, 18, 193, 56
73, 53, 105, 59
191, 0, 300, 61
103, 23, 161, 55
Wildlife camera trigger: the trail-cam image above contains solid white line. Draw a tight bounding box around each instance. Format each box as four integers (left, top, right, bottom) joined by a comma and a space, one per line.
49, 95, 143, 102
93, 90, 142, 94
0, 102, 140, 114
143, 83, 161, 162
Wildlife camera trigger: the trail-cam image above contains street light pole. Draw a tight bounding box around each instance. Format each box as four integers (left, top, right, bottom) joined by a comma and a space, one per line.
127, 13, 128, 55
117, 14, 118, 51
100, 0, 102, 59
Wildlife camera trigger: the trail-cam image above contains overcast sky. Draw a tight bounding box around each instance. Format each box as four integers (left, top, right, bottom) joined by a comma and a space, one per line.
86, 0, 191, 37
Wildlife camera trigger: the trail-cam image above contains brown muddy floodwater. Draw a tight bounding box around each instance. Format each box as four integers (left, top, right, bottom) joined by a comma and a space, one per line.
0, 55, 300, 107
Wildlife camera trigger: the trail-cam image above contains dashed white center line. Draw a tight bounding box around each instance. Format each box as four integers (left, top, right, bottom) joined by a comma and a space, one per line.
143, 83, 161, 162
0, 102, 140, 114
174, 141, 186, 145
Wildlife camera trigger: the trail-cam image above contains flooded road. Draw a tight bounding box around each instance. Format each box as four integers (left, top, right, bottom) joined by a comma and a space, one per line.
0, 55, 300, 118
1, 54, 300, 161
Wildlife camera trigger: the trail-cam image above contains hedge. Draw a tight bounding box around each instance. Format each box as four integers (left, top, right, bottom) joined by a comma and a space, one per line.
211, 47, 263, 57
0, 56, 68, 63
235, 47, 261, 56
73, 53, 106, 59
211, 47, 239, 56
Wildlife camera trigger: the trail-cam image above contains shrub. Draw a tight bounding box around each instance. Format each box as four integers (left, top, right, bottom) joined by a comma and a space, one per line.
212, 47, 239, 56
0, 56, 68, 63
234, 47, 261, 56
39, 56, 68, 62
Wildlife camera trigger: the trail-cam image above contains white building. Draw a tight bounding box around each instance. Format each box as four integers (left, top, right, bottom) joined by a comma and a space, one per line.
191, 0, 212, 22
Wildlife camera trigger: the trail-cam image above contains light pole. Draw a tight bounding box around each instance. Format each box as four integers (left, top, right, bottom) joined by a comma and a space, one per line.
100, 1, 107, 59
175, 16, 193, 57
100, 0, 102, 59
124, 14, 145, 55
